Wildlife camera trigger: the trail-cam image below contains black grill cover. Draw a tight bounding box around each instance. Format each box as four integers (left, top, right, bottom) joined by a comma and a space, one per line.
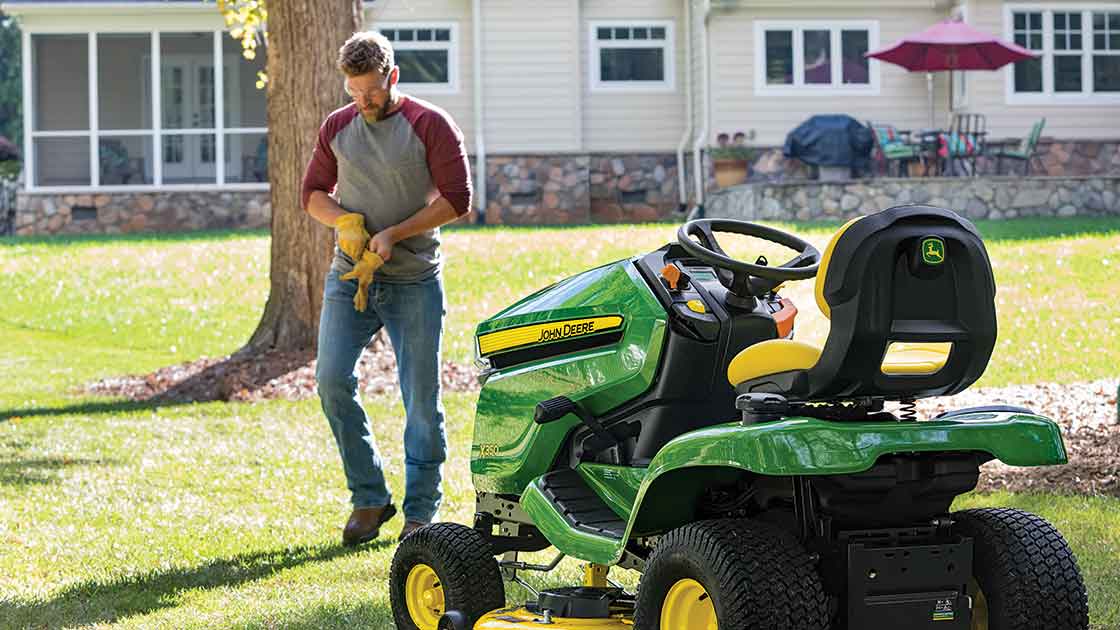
782, 114, 873, 173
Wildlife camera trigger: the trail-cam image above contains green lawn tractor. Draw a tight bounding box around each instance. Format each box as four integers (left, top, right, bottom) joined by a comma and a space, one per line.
390, 205, 1088, 630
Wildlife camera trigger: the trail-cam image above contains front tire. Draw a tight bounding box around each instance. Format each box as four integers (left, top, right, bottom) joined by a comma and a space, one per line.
633, 519, 828, 630
390, 522, 505, 630
954, 508, 1088, 630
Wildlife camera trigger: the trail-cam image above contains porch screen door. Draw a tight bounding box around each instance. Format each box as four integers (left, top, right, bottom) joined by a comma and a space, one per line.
162, 56, 216, 182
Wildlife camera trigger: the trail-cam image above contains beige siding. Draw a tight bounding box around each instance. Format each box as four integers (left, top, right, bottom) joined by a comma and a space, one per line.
475, 0, 582, 153
708, 5, 952, 146
365, 0, 477, 152
581, 0, 688, 152
968, 0, 1120, 140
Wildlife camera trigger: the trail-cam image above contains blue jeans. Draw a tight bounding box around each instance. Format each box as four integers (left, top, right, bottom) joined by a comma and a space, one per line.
316, 270, 447, 523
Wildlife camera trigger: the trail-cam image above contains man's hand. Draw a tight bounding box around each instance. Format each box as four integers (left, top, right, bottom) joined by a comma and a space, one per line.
368, 228, 398, 263
335, 213, 370, 261
339, 250, 385, 312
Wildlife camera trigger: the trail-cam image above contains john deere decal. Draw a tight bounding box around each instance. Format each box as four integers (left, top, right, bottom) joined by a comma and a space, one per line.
478, 316, 624, 356
922, 236, 946, 265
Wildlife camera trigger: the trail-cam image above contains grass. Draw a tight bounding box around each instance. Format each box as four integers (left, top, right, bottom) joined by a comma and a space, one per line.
1, 217, 1118, 628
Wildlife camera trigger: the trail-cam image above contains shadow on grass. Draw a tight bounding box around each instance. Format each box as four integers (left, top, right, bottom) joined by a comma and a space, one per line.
0, 348, 314, 421
0, 541, 394, 628
0, 455, 117, 486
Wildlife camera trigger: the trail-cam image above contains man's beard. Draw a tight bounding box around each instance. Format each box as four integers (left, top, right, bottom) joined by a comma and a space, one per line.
361, 98, 393, 123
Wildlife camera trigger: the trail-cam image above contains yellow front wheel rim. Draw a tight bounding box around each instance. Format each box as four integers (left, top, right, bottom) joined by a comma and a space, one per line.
970, 578, 989, 630
405, 564, 445, 630
661, 578, 718, 630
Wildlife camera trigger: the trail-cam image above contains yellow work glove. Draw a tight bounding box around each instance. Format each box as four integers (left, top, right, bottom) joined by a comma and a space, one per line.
339, 250, 385, 312
335, 213, 370, 262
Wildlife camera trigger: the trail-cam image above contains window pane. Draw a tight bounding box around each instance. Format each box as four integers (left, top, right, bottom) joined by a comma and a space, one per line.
803, 30, 832, 84
1014, 58, 1043, 92
224, 132, 267, 182
600, 48, 664, 81
765, 30, 793, 85
161, 32, 215, 130
651, 27, 666, 40
1014, 13, 1026, 29
1070, 13, 1081, 29
399, 30, 414, 42
98, 135, 152, 185
1054, 55, 1083, 91
417, 29, 433, 42
597, 27, 612, 40
1071, 34, 1082, 49
1055, 13, 1066, 29
634, 27, 649, 40
1113, 34, 1120, 49
162, 134, 216, 184
34, 137, 89, 186
1030, 13, 1041, 29
1030, 34, 1042, 49
841, 30, 869, 84
1112, 13, 1120, 29
223, 35, 267, 128
436, 29, 451, 41
397, 50, 450, 84
33, 34, 89, 131
1095, 33, 1105, 49
1094, 56, 1120, 91
98, 34, 152, 131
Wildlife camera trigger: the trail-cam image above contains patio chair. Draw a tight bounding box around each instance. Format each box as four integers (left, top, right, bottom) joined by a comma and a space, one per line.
867, 122, 923, 177
98, 139, 147, 185
992, 118, 1046, 176
939, 113, 987, 176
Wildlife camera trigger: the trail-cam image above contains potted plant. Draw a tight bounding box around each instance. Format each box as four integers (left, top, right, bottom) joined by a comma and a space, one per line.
709, 145, 756, 188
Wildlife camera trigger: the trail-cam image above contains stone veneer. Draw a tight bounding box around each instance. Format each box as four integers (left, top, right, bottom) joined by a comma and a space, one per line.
707, 176, 1120, 222
480, 153, 701, 225
741, 138, 1120, 183
14, 191, 270, 236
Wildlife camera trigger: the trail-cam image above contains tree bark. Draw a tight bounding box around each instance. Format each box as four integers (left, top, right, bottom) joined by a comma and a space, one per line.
244, 0, 361, 352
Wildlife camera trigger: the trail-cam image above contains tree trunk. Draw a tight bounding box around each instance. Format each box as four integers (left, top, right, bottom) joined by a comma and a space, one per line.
244, 0, 362, 352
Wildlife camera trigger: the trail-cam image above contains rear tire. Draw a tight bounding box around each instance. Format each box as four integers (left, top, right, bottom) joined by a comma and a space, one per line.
633, 519, 828, 630
390, 522, 505, 630
953, 508, 1088, 630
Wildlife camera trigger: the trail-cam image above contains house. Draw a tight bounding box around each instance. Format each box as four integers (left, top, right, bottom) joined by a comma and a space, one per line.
6, 0, 1119, 235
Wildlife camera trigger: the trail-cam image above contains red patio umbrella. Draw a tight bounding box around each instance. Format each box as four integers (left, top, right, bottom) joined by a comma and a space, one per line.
867, 18, 1037, 127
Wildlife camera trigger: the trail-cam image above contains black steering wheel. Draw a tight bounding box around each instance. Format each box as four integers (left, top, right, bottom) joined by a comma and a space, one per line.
676, 218, 821, 302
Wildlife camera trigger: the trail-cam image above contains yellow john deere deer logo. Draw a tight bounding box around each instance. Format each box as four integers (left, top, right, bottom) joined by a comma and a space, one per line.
922, 237, 946, 265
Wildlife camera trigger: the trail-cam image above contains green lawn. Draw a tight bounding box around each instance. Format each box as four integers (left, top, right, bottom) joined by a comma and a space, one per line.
1, 218, 1119, 628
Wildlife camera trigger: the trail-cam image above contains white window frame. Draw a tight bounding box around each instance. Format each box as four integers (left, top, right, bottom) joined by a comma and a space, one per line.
753, 20, 881, 96
1004, 4, 1120, 105
375, 22, 459, 95
588, 20, 676, 93
22, 27, 268, 193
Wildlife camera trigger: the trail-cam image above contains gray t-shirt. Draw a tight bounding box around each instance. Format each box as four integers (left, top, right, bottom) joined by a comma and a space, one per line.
301, 96, 472, 282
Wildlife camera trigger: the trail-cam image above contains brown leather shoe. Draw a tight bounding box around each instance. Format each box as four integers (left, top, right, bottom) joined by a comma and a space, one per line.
398, 519, 429, 542
342, 503, 397, 546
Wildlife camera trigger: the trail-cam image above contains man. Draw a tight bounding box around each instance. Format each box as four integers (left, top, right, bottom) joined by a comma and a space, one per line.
301, 31, 471, 546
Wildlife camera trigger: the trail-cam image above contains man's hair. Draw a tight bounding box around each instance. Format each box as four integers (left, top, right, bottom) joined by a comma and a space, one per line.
337, 31, 394, 77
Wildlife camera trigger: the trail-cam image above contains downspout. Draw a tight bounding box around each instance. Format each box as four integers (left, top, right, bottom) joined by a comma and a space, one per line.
691, 0, 711, 216
675, 0, 692, 214
472, 0, 487, 222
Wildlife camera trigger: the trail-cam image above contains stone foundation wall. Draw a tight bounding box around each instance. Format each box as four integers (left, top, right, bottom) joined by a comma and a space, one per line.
14, 190, 270, 236
739, 138, 1120, 184
708, 175, 1120, 222
480, 153, 700, 225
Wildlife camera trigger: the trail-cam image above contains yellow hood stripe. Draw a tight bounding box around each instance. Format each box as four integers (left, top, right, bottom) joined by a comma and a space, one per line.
479, 316, 624, 356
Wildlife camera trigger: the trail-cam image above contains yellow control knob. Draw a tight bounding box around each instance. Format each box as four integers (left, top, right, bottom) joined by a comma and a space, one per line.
686, 299, 706, 314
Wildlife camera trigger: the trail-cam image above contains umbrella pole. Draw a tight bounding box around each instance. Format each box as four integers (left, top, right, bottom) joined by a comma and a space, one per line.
927, 72, 934, 129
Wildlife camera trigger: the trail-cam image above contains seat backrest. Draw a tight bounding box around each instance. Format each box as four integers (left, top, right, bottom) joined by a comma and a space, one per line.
804, 204, 997, 401
1024, 118, 1046, 154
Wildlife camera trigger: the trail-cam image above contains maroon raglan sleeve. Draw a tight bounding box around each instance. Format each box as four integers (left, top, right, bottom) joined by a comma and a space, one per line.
414, 108, 473, 216
301, 107, 353, 210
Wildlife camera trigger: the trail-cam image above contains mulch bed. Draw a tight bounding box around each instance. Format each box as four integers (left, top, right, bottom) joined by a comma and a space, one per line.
86, 349, 1118, 496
